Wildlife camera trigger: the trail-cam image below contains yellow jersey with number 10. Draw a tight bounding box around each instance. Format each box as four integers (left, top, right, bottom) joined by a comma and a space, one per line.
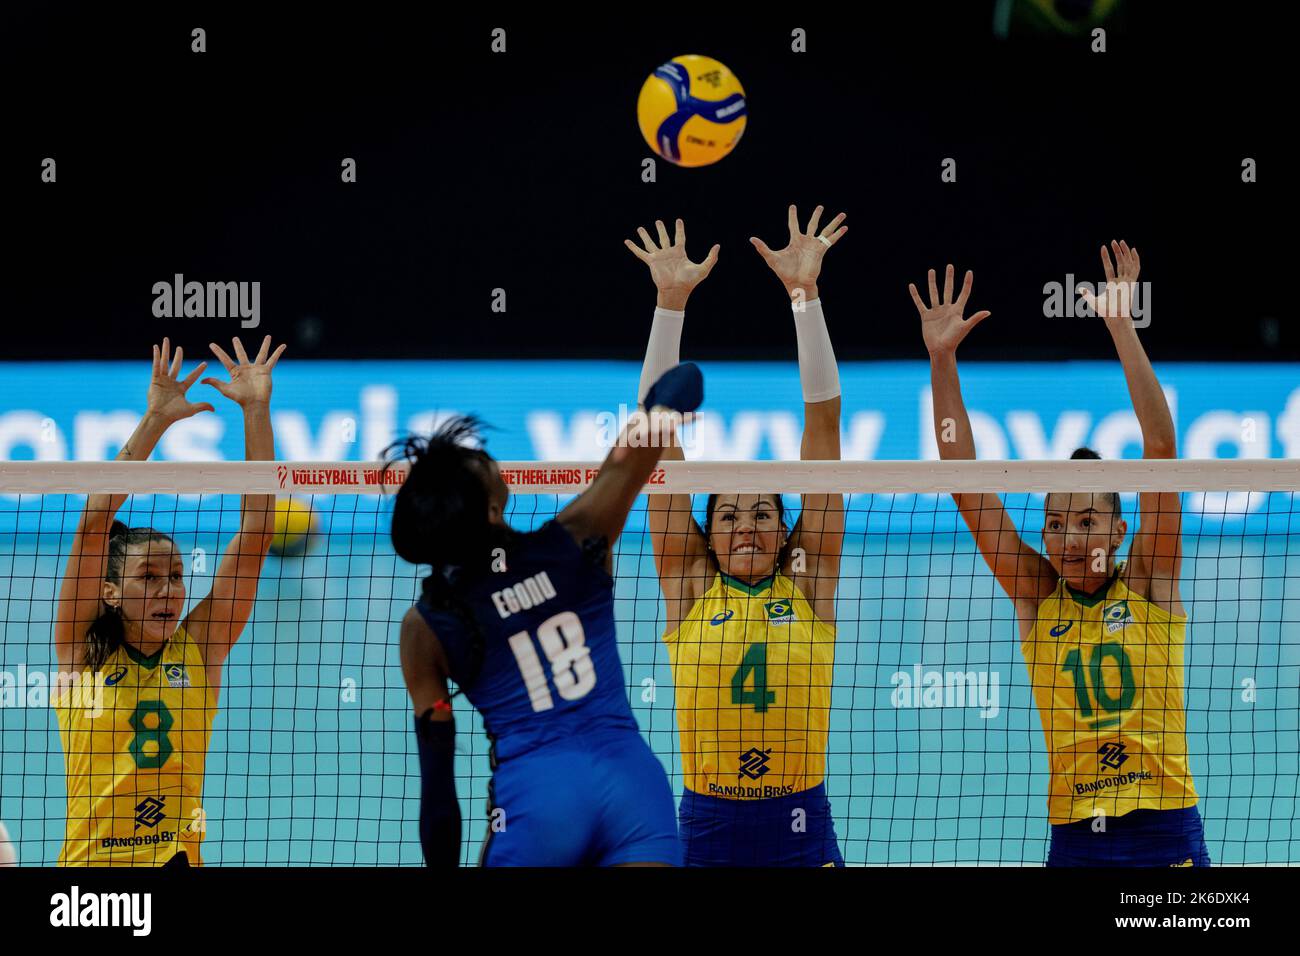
663, 572, 835, 799
53, 627, 216, 866
1024, 564, 1198, 825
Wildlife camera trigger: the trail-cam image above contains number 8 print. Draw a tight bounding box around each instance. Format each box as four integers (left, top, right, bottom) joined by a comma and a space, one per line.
507, 611, 597, 712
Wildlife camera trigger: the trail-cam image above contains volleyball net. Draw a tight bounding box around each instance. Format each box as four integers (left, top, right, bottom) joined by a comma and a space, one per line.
0, 459, 1296, 865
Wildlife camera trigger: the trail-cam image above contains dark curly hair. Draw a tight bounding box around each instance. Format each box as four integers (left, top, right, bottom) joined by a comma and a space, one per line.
382, 415, 514, 690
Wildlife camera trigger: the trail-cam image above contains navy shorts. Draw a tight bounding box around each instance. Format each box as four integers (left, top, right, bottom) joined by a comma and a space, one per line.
679, 783, 844, 867
480, 731, 681, 866
1047, 805, 1211, 867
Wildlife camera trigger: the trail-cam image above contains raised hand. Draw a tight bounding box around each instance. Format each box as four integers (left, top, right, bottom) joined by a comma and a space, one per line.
1079, 239, 1141, 323
751, 204, 847, 300
204, 335, 286, 408
909, 264, 991, 357
146, 337, 215, 423
625, 218, 720, 310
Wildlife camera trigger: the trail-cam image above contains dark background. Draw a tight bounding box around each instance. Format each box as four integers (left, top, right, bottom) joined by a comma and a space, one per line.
3, 3, 1288, 363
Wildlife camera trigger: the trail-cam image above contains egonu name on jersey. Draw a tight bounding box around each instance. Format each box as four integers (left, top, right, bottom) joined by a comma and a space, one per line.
491, 571, 558, 619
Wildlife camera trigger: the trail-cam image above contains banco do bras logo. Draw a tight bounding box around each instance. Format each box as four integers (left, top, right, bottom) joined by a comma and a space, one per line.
737, 747, 772, 780
1097, 741, 1129, 770
134, 796, 167, 831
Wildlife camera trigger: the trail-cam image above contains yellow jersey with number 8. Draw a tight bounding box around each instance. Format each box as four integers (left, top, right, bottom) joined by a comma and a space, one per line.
1024, 564, 1198, 825
54, 627, 215, 866
664, 572, 835, 799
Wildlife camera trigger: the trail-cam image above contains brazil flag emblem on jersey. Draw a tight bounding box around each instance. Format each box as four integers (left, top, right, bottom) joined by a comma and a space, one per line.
765, 600, 794, 625
1102, 600, 1133, 634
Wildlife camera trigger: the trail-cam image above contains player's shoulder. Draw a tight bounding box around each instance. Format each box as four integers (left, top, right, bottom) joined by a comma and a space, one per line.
402, 604, 434, 634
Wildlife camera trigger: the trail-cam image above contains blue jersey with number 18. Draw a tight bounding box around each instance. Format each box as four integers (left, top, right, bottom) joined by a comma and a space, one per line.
414, 519, 640, 763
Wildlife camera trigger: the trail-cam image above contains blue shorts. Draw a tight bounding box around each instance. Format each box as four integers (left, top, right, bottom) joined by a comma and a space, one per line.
480, 731, 681, 866
679, 783, 844, 867
1047, 805, 1211, 867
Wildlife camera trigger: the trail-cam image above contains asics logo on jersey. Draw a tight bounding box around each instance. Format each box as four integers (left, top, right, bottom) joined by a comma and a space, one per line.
104, 666, 128, 686
737, 747, 772, 780
134, 796, 167, 831
1098, 741, 1129, 770
1050, 622, 1073, 636
710, 609, 735, 626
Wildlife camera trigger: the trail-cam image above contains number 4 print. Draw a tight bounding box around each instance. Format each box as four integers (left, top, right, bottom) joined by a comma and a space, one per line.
508, 611, 596, 712
731, 643, 777, 713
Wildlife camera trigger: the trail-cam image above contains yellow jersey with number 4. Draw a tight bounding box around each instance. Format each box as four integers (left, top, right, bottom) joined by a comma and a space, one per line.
663, 572, 835, 799
53, 627, 215, 866
1024, 563, 1198, 825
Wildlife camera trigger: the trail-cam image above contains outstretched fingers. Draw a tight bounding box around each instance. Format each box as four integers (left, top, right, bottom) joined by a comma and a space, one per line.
819, 211, 847, 244
1101, 244, 1117, 284
179, 361, 209, 390
208, 341, 236, 373
908, 283, 927, 315
654, 219, 671, 249
700, 243, 721, 275
806, 204, 824, 237
624, 238, 650, 262
635, 225, 658, 254
955, 269, 975, 309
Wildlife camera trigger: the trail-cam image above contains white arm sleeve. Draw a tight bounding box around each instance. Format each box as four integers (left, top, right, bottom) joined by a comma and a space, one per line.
793, 298, 841, 403
637, 306, 685, 405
